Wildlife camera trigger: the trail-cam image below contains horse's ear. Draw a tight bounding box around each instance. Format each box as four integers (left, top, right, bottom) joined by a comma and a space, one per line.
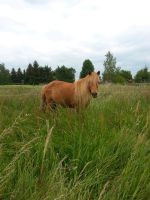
97, 71, 100, 75
88, 71, 92, 75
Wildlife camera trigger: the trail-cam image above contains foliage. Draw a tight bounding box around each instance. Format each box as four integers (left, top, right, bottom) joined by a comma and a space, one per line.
25, 63, 34, 84
10, 62, 75, 85
55, 65, 76, 82
103, 51, 117, 82
120, 70, 132, 82
32, 60, 40, 84
24, 62, 54, 85
16, 68, 24, 84
113, 68, 126, 84
134, 67, 150, 83
80, 59, 94, 78
113, 68, 133, 84
10, 68, 17, 83
0, 56, 149, 85
0, 63, 10, 84
0, 85, 150, 200
102, 52, 133, 84
38, 65, 54, 83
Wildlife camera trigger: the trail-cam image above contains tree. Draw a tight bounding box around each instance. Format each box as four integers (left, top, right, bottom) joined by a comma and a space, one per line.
134, 67, 150, 83
108, 67, 133, 84
103, 51, 117, 82
23, 70, 26, 83
10, 68, 17, 83
55, 65, 76, 82
120, 70, 132, 82
33, 60, 40, 84
16, 68, 23, 84
25, 62, 54, 84
38, 65, 54, 83
0, 63, 10, 84
80, 59, 94, 78
25, 63, 34, 84
44, 65, 54, 83
113, 67, 126, 84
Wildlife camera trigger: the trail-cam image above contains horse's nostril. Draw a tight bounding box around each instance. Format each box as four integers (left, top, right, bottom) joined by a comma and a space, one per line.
92, 93, 97, 98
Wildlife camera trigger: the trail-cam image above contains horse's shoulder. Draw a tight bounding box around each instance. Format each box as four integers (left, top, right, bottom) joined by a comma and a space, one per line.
51, 80, 73, 85
44, 80, 73, 91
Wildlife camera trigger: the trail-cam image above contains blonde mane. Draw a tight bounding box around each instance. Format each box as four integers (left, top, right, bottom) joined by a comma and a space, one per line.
74, 74, 93, 109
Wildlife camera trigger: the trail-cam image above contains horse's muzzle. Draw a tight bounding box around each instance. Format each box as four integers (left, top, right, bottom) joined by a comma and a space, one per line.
92, 93, 97, 98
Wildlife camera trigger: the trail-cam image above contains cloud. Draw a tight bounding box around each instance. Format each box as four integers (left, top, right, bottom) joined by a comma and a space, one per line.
0, 0, 150, 77
25, 0, 49, 4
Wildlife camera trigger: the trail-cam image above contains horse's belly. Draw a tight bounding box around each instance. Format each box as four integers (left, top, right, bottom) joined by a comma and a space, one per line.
52, 89, 75, 108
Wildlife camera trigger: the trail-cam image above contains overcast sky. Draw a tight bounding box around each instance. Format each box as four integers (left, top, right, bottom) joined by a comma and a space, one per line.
0, 0, 150, 77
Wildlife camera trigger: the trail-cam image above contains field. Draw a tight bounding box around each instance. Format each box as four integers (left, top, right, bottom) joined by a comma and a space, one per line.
0, 84, 150, 200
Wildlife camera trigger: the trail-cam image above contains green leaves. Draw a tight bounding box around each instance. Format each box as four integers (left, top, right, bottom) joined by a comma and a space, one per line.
134, 67, 150, 83
80, 59, 94, 78
54, 66, 76, 82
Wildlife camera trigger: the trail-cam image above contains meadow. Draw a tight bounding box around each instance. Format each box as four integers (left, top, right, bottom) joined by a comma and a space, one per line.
0, 84, 150, 200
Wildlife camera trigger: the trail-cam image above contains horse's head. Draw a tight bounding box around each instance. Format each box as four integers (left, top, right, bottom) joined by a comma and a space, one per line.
88, 71, 101, 98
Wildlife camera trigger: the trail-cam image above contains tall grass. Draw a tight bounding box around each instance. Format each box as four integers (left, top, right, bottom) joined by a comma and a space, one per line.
0, 84, 150, 200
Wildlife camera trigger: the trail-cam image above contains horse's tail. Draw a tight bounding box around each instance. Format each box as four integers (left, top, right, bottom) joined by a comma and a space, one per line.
40, 89, 46, 112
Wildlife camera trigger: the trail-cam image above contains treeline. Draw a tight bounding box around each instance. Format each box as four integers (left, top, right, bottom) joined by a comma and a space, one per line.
102, 51, 150, 83
0, 61, 75, 85
0, 51, 150, 85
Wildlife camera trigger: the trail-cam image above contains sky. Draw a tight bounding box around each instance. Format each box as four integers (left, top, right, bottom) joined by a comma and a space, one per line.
0, 0, 150, 77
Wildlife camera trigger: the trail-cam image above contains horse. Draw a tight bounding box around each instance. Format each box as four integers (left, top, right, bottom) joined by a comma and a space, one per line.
41, 71, 100, 112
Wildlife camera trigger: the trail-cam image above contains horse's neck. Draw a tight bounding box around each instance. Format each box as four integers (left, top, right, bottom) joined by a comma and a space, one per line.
76, 77, 89, 91
74, 77, 91, 107
75, 77, 91, 98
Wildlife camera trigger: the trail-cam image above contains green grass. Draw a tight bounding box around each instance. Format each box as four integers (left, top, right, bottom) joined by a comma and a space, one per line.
0, 84, 150, 200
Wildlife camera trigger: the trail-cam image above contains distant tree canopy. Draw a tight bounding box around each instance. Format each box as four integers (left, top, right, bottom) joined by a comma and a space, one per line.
113, 68, 133, 84
80, 59, 94, 78
103, 51, 117, 82
0, 63, 10, 84
134, 67, 150, 83
0, 56, 150, 85
24, 62, 54, 84
102, 51, 133, 83
55, 66, 76, 82
4, 61, 75, 85
10, 68, 17, 83
120, 70, 132, 82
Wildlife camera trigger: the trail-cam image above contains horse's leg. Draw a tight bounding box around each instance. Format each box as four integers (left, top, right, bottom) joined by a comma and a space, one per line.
75, 105, 81, 113
51, 101, 57, 111
40, 93, 47, 112
47, 99, 57, 112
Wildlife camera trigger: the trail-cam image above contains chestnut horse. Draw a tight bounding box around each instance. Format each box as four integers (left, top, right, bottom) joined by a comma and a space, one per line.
41, 71, 100, 111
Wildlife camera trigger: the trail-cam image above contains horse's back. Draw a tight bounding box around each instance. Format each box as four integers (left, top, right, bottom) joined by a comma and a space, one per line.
42, 80, 75, 107
43, 80, 73, 92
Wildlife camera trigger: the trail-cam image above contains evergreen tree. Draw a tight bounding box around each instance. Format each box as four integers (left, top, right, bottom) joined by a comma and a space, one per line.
25, 63, 34, 84
0, 63, 10, 84
44, 65, 54, 83
80, 59, 94, 78
10, 68, 17, 83
55, 66, 76, 82
25, 62, 54, 84
103, 51, 117, 82
33, 60, 39, 84
23, 70, 26, 84
16, 68, 23, 84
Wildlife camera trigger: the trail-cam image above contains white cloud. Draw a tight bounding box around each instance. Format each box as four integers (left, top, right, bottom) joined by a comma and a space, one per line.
0, 0, 150, 76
